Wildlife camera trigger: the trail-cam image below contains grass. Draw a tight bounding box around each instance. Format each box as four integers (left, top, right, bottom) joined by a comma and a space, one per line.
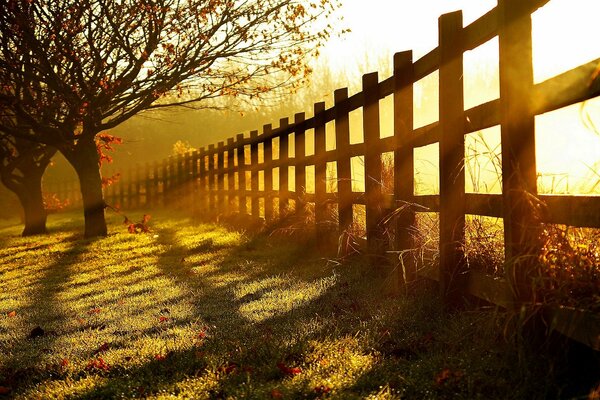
0, 211, 592, 399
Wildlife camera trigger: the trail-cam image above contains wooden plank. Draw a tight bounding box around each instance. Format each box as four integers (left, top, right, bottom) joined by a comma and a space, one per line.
464, 99, 500, 133
314, 102, 328, 239
545, 307, 600, 351
335, 88, 353, 239
533, 58, 600, 115
363, 72, 386, 257
294, 113, 306, 211
198, 147, 207, 217
498, 0, 540, 303
414, 47, 440, 81
463, 7, 498, 51
466, 270, 515, 309
464, 193, 503, 218
439, 11, 467, 306
540, 195, 600, 228
227, 137, 235, 215
207, 144, 216, 218
250, 131, 259, 218
217, 141, 225, 218
279, 118, 290, 214
393, 51, 417, 286
236, 134, 247, 215
263, 125, 274, 221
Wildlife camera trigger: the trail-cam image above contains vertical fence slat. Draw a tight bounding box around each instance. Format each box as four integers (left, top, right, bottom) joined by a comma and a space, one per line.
363, 72, 386, 257
227, 137, 235, 215
498, 0, 540, 303
198, 147, 207, 216
439, 11, 467, 306
263, 125, 273, 221
294, 113, 306, 212
314, 101, 329, 243
236, 134, 247, 215
279, 118, 290, 215
216, 142, 225, 218
393, 51, 416, 287
335, 88, 353, 244
152, 161, 158, 208
250, 131, 260, 218
207, 144, 216, 218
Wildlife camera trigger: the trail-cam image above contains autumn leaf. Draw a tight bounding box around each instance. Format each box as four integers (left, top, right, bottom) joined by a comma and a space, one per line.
314, 385, 331, 395
86, 357, 110, 372
154, 354, 166, 361
88, 307, 101, 315
7, 311, 16, 318
277, 362, 302, 376
0, 386, 11, 395
159, 316, 169, 323
270, 389, 283, 399
60, 358, 69, 367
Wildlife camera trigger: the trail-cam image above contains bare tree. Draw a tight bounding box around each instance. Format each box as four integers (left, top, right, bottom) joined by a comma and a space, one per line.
0, 0, 339, 237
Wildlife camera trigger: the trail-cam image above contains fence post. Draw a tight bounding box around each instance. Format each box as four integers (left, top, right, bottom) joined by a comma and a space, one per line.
216, 142, 225, 217
294, 113, 306, 213
263, 125, 274, 221
439, 11, 467, 306
279, 118, 290, 215
207, 144, 216, 219
335, 88, 353, 252
498, 0, 540, 304
227, 137, 235, 214
314, 101, 330, 245
393, 51, 417, 288
198, 147, 207, 217
362, 72, 386, 258
250, 131, 260, 218
236, 134, 247, 215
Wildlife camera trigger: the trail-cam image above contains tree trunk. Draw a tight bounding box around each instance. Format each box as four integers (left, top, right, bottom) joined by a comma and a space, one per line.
1, 171, 48, 236
62, 137, 108, 238
20, 173, 48, 236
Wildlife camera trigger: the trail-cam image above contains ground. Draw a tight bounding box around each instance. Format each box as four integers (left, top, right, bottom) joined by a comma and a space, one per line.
0, 211, 579, 399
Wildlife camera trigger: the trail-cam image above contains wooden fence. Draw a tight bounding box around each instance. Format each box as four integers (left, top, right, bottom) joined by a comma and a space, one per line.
46, 0, 600, 349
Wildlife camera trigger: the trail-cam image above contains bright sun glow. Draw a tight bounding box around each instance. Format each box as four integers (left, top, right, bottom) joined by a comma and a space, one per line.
317, 0, 600, 194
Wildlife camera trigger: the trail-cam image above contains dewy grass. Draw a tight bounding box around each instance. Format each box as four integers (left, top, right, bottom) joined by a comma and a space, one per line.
0, 212, 588, 399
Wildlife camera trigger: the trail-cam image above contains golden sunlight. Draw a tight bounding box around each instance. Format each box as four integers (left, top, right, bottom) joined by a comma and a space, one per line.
319, 0, 600, 194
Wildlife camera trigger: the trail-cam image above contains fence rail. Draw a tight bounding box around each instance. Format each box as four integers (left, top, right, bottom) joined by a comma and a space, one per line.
45, 0, 600, 349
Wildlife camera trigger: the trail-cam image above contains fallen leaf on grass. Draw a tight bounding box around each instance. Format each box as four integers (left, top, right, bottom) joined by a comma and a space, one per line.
314, 385, 331, 395
159, 316, 169, 323
7, 311, 16, 318
0, 386, 11, 395
270, 389, 283, 399
87, 308, 102, 315
277, 362, 301, 376
434, 368, 464, 386
60, 359, 69, 367
154, 354, 166, 361
86, 357, 110, 372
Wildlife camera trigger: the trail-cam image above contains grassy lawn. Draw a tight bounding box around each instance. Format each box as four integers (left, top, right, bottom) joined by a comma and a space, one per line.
0, 211, 583, 399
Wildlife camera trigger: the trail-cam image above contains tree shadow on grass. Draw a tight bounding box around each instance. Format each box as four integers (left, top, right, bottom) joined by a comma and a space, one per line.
68, 223, 406, 399
0, 233, 95, 390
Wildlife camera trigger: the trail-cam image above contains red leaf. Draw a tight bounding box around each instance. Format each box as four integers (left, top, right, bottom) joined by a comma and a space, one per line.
270, 389, 283, 399
7, 311, 16, 318
0, 386, 11, 395
159, 316, 169, 323
88, 307, 101, 315
60, 358, 69, 367
86, 357, 110, 372
154, 354, 166, 361
277, 362, 302, 376
314, 385, 331, 395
